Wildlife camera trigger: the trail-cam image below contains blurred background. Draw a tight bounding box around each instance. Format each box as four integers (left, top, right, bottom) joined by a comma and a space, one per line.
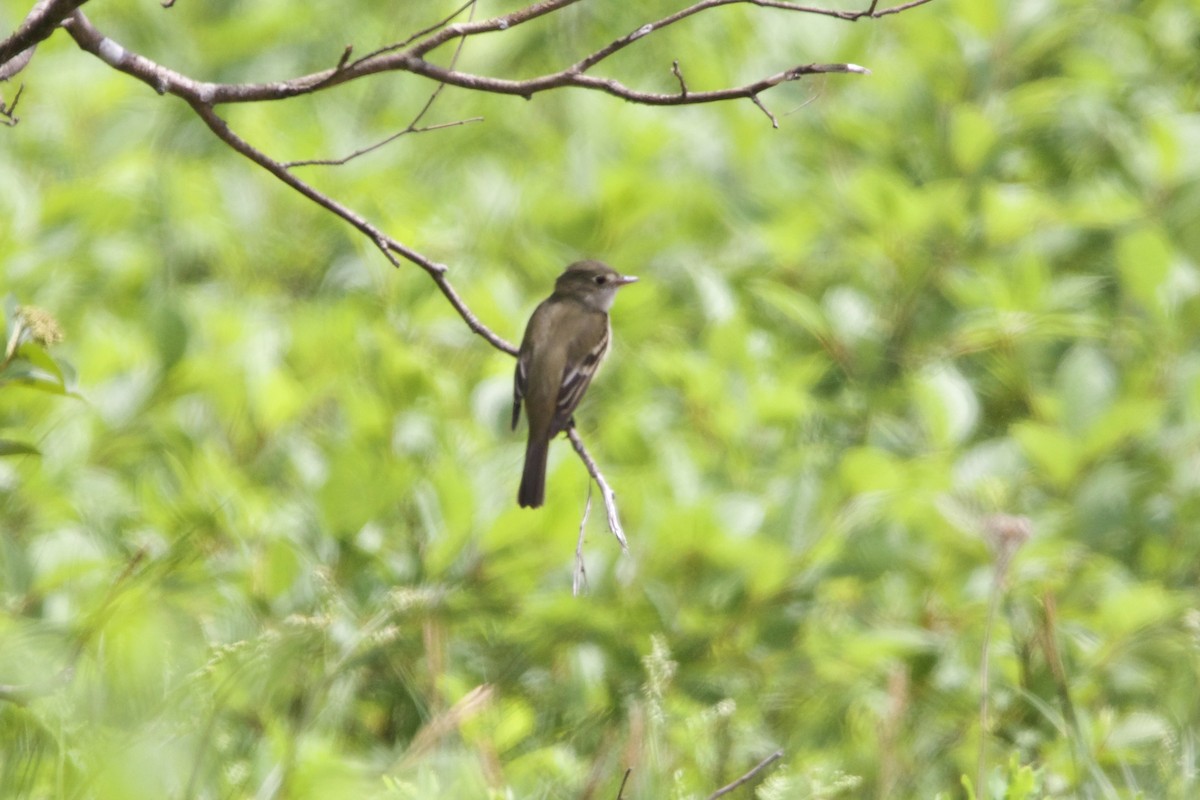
2, 0, 1199, 797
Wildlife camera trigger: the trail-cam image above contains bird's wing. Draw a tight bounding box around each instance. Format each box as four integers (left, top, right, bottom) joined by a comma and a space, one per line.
551, 313, 609, 435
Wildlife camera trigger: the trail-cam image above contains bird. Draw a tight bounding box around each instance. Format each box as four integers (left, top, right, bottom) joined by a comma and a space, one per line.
511, 260, 638, 508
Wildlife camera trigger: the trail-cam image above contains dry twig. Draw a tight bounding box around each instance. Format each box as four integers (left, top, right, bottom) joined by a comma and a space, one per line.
574, 483, 594, 596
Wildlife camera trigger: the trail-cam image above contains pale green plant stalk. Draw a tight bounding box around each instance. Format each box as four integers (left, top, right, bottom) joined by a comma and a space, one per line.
976, 514, 1032, 798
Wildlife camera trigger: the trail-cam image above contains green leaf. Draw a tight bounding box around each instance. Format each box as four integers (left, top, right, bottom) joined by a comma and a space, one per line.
0, 365, 69, 395
153, 304, 189, 371
17, 341, 66, 385
1012, 422, 1080, 489
913, 362, 980, 447
1115, 224, 1172, 314
950, 104, 998, 173
0, 438, 40, 457
1054, 345, 1115, 435
1005, 752, 1037, 800
839, 447, 904, 493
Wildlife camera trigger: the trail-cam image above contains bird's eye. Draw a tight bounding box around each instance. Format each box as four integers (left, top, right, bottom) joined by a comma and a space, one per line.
594, 275, 608, 285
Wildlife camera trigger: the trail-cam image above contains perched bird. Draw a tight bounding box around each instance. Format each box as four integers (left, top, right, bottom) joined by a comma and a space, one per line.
512, 260, 638, 508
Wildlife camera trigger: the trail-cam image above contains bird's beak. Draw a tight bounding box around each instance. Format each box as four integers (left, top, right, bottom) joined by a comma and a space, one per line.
617, 275, 639, 286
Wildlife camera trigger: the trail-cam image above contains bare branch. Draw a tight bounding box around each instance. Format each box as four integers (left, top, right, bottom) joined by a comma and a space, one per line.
55, 1, 917, 108
616, 768, 632, 799
288, 0, 484, 169
403, 0, 583, 60
283, 116, 484, 169
182, 100, 517, 355
564, 0, 927, 77
671, 60, 688, 97
0, 46, 35, 83
402, 1, 477, 135
567, 428, 629, 552
749, 94, 779, 128
398, 59, 871, 107
0, 83, 23, 125
573, 484, 593, 597
706, 750, 785, 800
353, 0, 485, 64
0, 0, 90, 74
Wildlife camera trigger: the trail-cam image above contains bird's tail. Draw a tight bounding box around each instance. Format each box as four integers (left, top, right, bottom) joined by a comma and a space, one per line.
518, 432, 550, 508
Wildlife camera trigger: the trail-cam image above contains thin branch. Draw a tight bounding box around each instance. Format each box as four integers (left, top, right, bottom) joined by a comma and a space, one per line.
55, 1, 915, 107
866, 0, 935, 17
671, 59, 688, 97
749, 94, 778, 128
705, 749, 785, 800
0, 0, 89, 73
567, 428, 628, 552
352, 0, 484, 65
398, 59, 871, 107
573, 483, 593, 596
186, 98, 517, 354
0, 83, 22, 125
284, 116, 483, 168
0, 46, 35, 83
781, 87, 823, 117
404, 1, 477, 132
615, 768, 632, 799
403, 0, 584, 60
289, 1, 482, 169
566, 0, 922, 76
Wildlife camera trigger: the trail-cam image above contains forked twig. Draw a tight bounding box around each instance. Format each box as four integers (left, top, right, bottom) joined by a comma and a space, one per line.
289, 0, 483, 168
568, 428, 628, 552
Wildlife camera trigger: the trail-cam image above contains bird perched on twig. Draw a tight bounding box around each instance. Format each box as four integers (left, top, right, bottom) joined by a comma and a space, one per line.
512, 260, 638, 508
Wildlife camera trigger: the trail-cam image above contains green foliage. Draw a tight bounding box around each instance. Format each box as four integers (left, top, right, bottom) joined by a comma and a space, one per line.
4, 0, 1200, 798
1, 296, 75, 456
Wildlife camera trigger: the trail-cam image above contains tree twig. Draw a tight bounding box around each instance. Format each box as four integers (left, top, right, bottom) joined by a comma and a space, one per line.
54, 1, 916, 107
615, 767, 632, 799
289, 1, 483, 168
749, 94, 779, 128
283, 116, 484, 168
567, 428, 628, 552
0, 0, 90, 73
705, 749, 785, 800
574, 482, 593, 596
671, 59, 688, 97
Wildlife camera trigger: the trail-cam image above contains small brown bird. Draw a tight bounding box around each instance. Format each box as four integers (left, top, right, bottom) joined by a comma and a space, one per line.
512, 260, 638, 508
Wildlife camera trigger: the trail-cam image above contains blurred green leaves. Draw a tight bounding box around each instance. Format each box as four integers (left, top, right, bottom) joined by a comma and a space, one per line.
1, 296, 74, 457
